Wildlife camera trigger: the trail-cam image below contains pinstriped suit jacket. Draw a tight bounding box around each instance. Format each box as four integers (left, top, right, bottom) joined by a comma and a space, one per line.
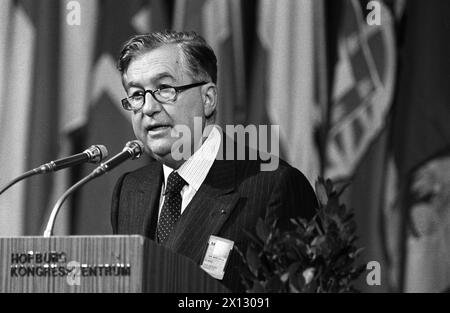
111, 144, 318, 292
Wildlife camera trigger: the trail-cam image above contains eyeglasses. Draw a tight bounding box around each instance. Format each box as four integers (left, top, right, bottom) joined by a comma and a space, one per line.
121, 81, 208, 111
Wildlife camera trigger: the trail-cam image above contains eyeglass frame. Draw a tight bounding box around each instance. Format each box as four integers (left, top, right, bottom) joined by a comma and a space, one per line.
121, 81, 208, 112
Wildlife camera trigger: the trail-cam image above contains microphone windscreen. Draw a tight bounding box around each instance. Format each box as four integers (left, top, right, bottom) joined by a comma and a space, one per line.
97, 144, 109, 160
125, 140, 144, 159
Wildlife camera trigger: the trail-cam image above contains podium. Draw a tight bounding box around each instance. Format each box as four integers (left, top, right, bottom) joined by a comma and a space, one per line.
0, 235, 229, 293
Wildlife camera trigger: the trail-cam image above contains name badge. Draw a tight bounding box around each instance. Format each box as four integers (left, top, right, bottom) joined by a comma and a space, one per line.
200, 235, 234, 280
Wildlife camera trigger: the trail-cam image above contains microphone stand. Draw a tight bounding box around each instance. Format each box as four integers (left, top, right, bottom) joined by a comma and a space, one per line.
43, 164, 109, 237
43, 171, 98, 237
0, 169, 41, 196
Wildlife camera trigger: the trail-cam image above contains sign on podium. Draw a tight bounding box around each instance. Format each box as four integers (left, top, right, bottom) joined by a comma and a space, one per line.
0, 235, 229, 293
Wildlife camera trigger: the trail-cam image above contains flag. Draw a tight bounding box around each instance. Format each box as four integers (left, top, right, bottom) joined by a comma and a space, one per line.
324, 0, 396, 181
322, 0, 397, 292
46, 0, 99, 235
173, 0, 246, 127
0, 0, 35, 235
385, 0, 450, 292
253, 0, 324, 184
71, 0, 172, 235
21, 0, 64, 235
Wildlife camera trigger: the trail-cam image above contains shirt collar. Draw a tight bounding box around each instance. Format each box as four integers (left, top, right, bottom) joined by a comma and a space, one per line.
162, 125, 221, 191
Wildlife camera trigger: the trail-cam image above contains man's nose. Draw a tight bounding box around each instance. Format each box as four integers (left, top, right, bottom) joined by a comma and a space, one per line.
141, 92, 162, 116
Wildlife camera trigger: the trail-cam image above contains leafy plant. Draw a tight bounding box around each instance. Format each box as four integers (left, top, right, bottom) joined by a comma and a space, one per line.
238, 177, 365, 293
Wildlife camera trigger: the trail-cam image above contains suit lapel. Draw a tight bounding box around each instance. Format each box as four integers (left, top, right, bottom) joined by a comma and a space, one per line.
134, 161, 163, 240
164, 158, 240, 263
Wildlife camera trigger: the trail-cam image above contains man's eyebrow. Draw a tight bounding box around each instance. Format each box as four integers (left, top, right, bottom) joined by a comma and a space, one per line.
151, 72, 176, 83
124, 72, 176, 89
124, 80, 140, 88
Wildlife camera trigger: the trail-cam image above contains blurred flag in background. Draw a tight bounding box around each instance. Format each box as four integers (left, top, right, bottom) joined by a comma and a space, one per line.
324, 0, 396, 181
54, 0, 98, 235
323, 0, 397, 292
0, 0, 37, 235
253, 0, 324, 185
173, 0, 246, 126
384, 0, 450, 292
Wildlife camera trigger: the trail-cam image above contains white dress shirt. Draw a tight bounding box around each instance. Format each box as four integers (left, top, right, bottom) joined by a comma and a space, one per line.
158, 126, 222, 219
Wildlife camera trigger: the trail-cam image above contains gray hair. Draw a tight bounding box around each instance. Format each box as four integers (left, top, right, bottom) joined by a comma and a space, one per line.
117, 30, 217, 84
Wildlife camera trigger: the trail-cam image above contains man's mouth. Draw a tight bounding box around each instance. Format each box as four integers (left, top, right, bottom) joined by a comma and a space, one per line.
146, 125, 171, 132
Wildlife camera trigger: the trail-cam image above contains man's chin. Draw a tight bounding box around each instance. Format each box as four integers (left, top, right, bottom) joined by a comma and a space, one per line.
144, 139, 171, 157
148, 146, 171, 158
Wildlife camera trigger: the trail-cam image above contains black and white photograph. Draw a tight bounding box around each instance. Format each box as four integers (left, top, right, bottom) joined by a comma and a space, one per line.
0, 0, 449, 300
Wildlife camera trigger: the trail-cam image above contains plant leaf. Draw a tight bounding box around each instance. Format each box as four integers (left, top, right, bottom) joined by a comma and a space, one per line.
280, 272, 289, 283
246, 245, 261, 276
315, 181, 328, 206
256, 218, 270, 243
243, 229, 264, 249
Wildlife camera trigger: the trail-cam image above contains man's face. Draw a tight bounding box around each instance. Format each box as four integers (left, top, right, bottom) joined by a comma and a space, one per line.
122, 44, 205, 165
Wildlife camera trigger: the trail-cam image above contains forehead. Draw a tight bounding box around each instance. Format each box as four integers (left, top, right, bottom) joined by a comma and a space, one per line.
123, 44, 186, 85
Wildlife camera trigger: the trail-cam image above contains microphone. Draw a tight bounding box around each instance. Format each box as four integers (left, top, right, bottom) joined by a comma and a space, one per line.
43, 140, 144, 237
36, 145, 108, 173
90, 140, 144, 178
0, 145, 108, 197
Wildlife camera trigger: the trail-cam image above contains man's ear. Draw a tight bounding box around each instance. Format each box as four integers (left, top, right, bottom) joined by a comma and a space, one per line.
202, 83, 217, 119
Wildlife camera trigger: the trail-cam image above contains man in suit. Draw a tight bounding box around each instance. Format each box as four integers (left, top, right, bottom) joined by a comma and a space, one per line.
111, 30, 317, 292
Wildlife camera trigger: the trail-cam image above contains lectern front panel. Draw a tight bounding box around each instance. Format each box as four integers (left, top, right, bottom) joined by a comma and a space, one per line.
0, 235, 145, 293
0, 235, 228, 293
